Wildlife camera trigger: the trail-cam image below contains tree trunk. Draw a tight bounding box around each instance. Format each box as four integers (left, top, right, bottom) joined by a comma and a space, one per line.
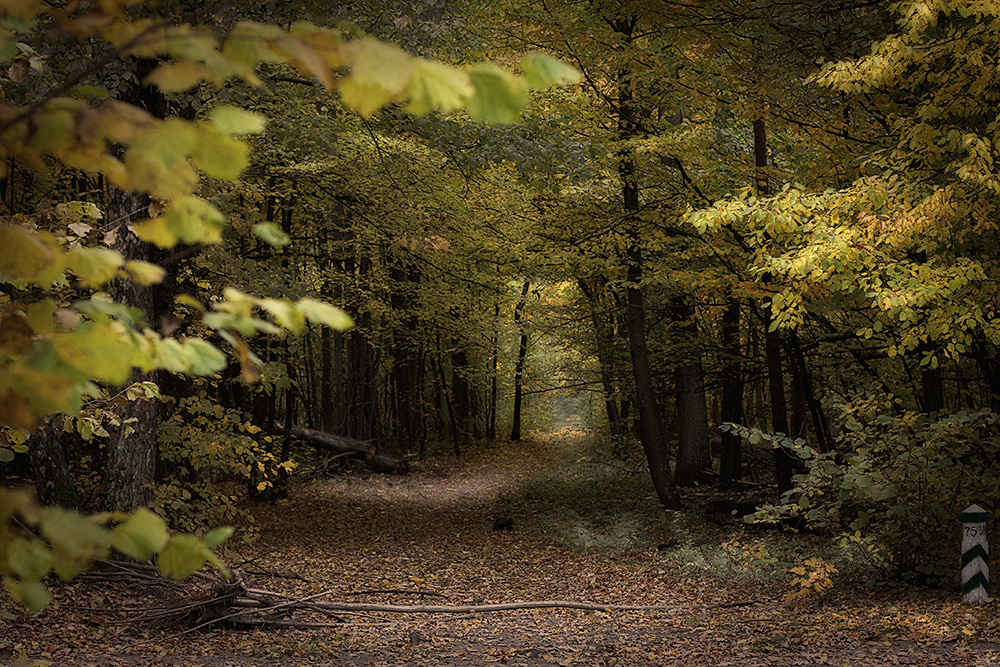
451, 349, 471, 441
29, 416, 78, 509
104, 185, 160, 513
578, 277, 629, 457
487, 301, 500, 440
755, 117, 795, 495
921, 365, 944, 413
673, 299, 711, 483
510, 281, 530, 442
786, 330, 832, 452
611, 16, 679, 508
718, 299, 744, 489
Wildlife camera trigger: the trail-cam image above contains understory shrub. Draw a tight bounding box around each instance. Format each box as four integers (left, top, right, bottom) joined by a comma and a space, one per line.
155, 392, 294, 537
747, 408, 1000, 583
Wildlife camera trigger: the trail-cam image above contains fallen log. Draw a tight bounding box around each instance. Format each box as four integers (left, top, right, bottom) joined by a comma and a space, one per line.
289, 425, 374, 457
286, 425, 410, 475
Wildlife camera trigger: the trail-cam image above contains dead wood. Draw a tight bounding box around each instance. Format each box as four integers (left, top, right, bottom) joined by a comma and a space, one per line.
271, 423, 410, 475
94, 561, 760, 643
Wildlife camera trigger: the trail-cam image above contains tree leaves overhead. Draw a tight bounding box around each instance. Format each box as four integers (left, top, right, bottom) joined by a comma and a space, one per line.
0, 0, 578, 431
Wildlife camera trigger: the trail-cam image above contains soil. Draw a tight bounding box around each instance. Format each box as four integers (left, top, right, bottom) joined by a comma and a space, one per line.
5, 430, 1000, 666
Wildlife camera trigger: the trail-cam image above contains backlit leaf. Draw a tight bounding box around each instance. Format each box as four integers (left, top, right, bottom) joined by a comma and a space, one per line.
466, 63, 528, 123
111, 508, 169, 560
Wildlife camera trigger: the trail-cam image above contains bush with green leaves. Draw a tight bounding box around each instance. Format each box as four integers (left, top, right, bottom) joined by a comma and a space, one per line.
155, 390, 292, 536
747, 409, 1000, 582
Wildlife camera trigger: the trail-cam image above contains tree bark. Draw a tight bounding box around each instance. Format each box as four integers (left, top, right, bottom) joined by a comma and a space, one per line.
673, 299, 711, 483
578, 277, 628, 457
755, 117, 795, 495
612, 15, 679, 508
718, 299, 744, 489
104, 185, 161, 513
510, 281, 530, 441
29, 416, 78, 509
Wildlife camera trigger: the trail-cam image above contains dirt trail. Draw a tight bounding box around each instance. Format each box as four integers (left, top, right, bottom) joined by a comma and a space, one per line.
6, 430, 1000, 666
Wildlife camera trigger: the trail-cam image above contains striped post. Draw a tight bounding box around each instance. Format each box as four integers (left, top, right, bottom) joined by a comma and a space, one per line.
961, 504, 989, 604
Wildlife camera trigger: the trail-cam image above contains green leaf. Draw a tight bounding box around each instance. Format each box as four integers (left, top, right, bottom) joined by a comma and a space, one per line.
6, 538, 52, 581
3, 578, 50, 612
157, 535, 207, 579
38, 506, 111, 575
66, 247, 124, 288
338, 38, 415, 116
25, 299, 55, 335
253, 222, 290, 247
180, 338, 227, 375
405, 60, 473, 115
191, 128, 250, 180
203, 526, 233, 548
134, 196, 227, 248
51, 323, 133, 385
466, 63, 529, 123
0, 224, 59, 284
520, 53, 581, 89
144, 61, 209, 92
111, 508, 169, 561
297, 298, 353, 330
124, 260, 167, 286
209, 106, 267, 135
259, 298, 306, 334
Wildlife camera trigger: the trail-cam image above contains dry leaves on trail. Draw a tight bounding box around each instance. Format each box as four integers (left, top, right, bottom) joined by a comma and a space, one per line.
6, 430, 1000, 666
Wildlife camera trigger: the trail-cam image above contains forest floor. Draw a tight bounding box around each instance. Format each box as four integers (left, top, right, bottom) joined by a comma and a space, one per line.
6, 428, 1000, 666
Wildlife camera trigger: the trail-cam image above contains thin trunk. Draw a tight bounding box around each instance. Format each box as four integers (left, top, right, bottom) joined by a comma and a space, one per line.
510, 281, 530, 442
719, 299, 744, 489
786, 330, 832, 452
578, 277, 628, 457
275, 388, 294, 499
487, 301, 500, 440
451, 350, 471, 440
673, 299, 711, 483
612, 18, 678, 507
921, 365, 944, 413
624, 244, 678, 508
437, 344, 461, 458
756, 117, 794, 495
321, 326, 333, 432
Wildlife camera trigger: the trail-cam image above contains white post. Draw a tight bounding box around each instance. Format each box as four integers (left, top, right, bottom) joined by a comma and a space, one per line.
961, 504, 989, 604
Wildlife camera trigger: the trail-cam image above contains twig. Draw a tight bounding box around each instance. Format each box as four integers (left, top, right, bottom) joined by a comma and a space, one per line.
343, 589, 449, 599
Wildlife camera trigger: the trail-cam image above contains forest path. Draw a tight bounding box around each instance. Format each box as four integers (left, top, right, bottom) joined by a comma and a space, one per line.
9, 430, 1000, 666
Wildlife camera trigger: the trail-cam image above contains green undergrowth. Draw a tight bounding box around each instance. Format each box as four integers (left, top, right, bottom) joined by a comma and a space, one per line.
511, 432, 872, 591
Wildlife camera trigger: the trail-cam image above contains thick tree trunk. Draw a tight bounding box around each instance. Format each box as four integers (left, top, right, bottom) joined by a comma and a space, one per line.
718, 299, 744, 489
510, 281, 530, 441
673, 300, 711, 483
104, 185, 160, 513
29, 416, 78, 509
